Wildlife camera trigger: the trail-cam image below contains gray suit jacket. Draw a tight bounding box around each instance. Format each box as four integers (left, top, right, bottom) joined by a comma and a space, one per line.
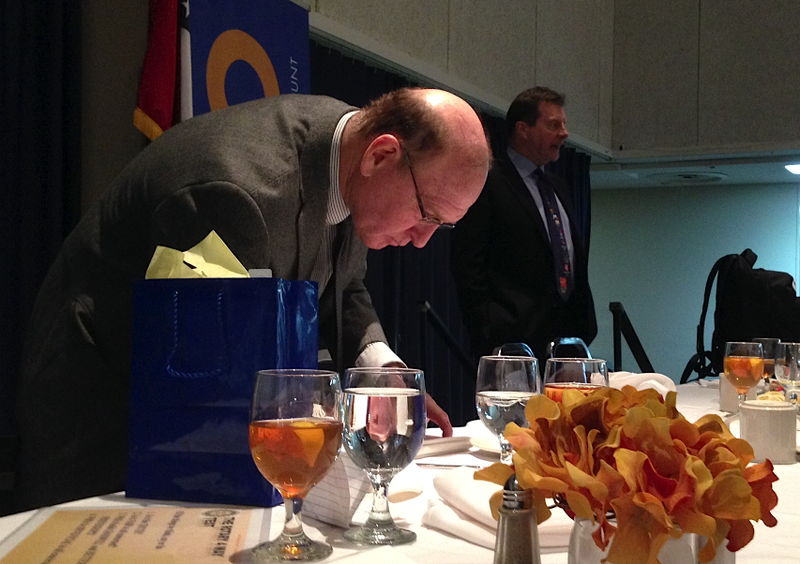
15, 95, 387, 511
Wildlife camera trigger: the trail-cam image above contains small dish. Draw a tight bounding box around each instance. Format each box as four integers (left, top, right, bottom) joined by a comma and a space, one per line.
416, 436, 473, 458
469, 436, 501, 454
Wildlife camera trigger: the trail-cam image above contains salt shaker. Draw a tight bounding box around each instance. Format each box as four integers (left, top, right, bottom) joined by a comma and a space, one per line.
493, 474, 541, 564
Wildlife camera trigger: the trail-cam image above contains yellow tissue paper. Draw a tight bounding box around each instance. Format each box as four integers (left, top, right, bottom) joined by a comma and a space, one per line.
145, 230, 249, 279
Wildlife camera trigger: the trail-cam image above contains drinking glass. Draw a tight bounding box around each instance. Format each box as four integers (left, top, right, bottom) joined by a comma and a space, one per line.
342, 367, 426, 545
543, 358, 609, 403
475, 355, 539, 465
723, 342, 764, 406
249, 369, 343, 561
774, 342, 800, 402
753, 337, 780, 385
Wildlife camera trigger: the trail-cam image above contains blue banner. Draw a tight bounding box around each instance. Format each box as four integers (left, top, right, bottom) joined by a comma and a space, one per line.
190, 0, 309, 116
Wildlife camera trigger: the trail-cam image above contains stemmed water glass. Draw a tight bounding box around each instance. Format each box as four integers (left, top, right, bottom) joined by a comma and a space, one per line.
475, 355, 539, 465
774, 342, 800, 402
543, 358, 609, 403
342, 367, 426, 545
723, 342, 764, 407
249, 369, 343, 561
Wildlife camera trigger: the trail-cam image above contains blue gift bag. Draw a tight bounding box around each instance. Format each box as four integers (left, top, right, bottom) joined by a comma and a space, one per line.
126, 277, 318, 506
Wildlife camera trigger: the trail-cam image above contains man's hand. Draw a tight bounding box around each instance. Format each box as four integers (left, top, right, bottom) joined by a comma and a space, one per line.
425, 393, 452, 437
380, 360, 453, 437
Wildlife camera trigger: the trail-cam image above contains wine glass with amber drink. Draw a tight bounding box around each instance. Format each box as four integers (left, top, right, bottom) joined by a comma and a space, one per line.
753, 337, 779, 388
543, 358, 608, 403
249, 369, 343, 561
723, 342, 764, 407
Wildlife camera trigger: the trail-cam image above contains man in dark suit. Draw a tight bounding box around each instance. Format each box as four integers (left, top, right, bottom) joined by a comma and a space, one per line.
15, 88, 491, 511
451, 86, 596, 363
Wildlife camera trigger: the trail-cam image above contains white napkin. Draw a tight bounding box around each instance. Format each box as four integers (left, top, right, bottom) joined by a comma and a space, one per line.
421, 467, 574, 549
431, 467, 500, 529
422, 497, 497, 549
609, 371, 677, 397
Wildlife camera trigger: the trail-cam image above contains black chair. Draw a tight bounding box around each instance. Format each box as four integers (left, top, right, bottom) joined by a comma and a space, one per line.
545, 337, 592, 359
609, 302, 654, 373
492, 342, 535, 357
0, 434, 18, 516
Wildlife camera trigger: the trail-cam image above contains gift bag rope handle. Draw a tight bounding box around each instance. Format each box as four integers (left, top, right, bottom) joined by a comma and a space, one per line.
165, 289, 231, 378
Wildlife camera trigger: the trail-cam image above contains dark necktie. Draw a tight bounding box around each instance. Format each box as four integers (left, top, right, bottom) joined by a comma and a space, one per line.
534, 169, 574, 300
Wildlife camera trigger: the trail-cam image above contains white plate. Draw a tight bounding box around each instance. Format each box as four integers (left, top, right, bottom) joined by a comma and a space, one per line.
469, 436, 501, 454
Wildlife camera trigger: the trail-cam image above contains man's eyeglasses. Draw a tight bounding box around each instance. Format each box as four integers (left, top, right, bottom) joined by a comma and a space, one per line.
402, 149, 456, 229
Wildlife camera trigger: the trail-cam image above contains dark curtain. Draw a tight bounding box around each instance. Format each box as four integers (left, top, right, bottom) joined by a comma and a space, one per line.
0, 0, 81, 511
309, 40, 593, 425
310, 43, 419, 108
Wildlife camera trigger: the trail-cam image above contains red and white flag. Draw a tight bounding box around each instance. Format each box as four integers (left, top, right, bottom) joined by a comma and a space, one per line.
133, 0, 192, 140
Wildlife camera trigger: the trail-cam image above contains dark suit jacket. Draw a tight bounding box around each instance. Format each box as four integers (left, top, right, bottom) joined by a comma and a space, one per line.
451, 153, 597, 363
14, 95, 387, 511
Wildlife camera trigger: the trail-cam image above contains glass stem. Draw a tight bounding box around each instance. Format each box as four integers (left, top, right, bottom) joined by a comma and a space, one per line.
282, 496, 305, 538
367, 478, 392, 524
500, 437, 514, 465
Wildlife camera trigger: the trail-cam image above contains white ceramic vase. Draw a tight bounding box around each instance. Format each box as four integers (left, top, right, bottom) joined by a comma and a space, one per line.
567, 518, 735, 564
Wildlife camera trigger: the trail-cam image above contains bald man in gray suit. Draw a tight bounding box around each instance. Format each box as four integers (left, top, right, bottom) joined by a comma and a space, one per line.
15, 88, 491, 511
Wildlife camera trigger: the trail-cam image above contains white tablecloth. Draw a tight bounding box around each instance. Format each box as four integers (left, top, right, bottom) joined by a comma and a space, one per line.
1, 381, 799, 563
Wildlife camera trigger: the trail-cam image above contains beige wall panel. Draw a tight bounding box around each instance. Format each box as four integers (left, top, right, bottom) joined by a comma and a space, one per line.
316, 0, 450, 70
81, 0, 148, 211
536, 1, 612, 146
612, 0, 699, 151
447, 0, 538, 109
699, 1, 800, 147
596, 0, 614, 149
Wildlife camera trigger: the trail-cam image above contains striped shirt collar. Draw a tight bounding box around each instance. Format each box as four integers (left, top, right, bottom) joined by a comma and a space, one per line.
327, 111, 358, 225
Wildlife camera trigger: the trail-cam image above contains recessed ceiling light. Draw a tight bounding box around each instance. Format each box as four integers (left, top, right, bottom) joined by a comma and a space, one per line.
646, 172, 727, 185
785, 164, 800, 174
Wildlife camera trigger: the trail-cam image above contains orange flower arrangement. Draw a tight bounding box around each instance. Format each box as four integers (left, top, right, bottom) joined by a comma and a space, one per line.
476, 385, 779, 564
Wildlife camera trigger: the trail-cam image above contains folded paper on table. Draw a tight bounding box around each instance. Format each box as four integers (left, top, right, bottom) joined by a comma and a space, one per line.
305, 460, 425, 529
0, 507, 258, 563
421, 467, 574, 549
127, 234, 319, 507
304, 455, 370, 528
609, 371, 677, 397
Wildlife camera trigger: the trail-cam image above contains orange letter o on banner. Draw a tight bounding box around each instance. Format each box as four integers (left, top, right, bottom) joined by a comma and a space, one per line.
206, 29, 280, 111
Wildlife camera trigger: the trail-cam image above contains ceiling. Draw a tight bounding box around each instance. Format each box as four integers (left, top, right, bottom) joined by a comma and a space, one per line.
590, 155, 800, 190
